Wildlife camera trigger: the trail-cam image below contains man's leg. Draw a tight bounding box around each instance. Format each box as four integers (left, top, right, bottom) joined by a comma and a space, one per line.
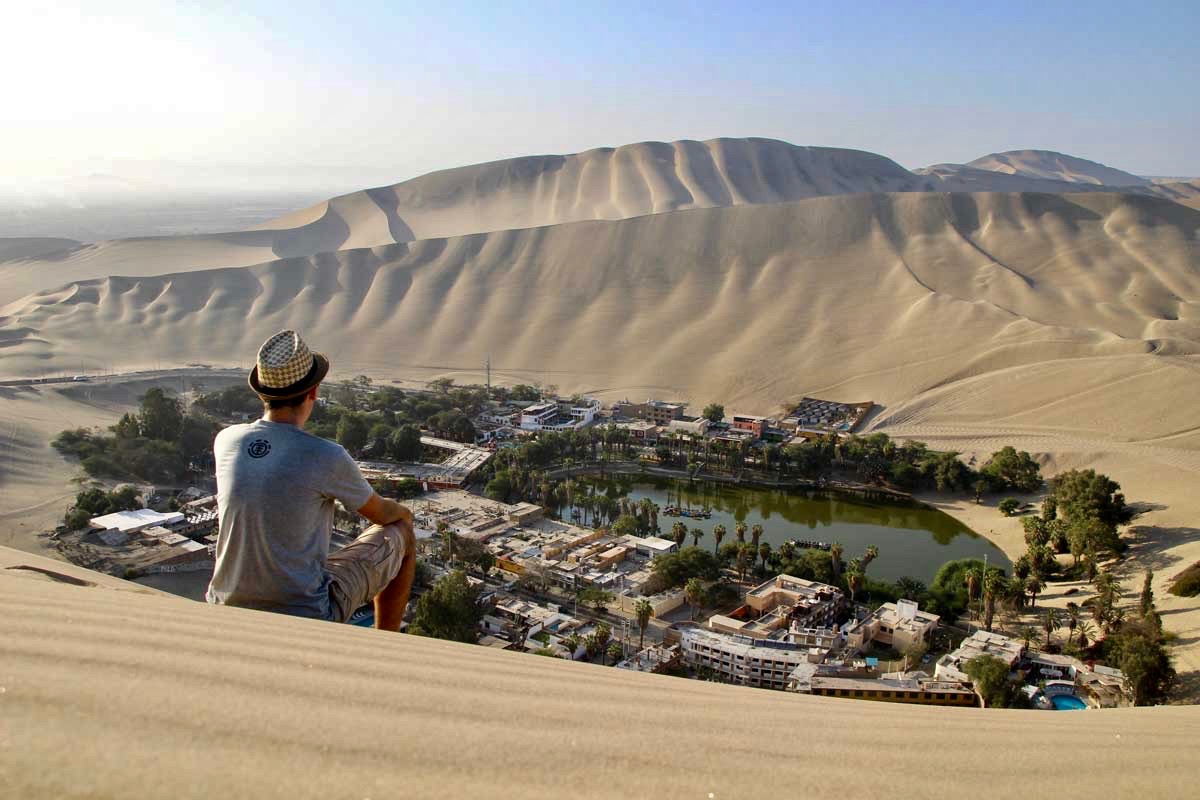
375, 522, 417, 632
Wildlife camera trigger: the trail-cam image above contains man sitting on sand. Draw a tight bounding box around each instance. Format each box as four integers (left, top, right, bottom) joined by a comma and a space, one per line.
206, 330, 416, 631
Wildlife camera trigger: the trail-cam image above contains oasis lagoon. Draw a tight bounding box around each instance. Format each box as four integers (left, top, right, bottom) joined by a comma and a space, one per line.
558, 476, 1009, 583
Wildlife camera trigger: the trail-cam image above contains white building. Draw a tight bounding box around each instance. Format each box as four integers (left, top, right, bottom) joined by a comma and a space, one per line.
518, 398, 601, 431
89, 509, 186, 542
681, 628, 820, 690
846, 600, 939, 654
935, 630, 1025, 683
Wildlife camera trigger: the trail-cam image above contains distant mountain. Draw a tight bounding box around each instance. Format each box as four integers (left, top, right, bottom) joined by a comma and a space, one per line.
3, 137, 1196, 308
964, 150, 1150, 187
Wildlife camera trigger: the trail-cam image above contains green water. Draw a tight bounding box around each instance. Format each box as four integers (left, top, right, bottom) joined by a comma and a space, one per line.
560, 476, 1009, 583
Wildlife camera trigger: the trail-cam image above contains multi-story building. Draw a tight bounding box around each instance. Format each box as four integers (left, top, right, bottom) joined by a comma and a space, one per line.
612, 399, 686, 426
519, 398, 601, 431
745, 575, 843, 627
846, 599, 939, 654
680, 628, 818, 690
730, 414, 767, 439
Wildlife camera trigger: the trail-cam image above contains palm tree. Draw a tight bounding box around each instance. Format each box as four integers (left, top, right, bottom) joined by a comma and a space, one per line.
1019, 625, 1037, 651
1042, 607, 1062, 648
846, 567, 864, 604
750, 524, 764, 550
830, 542, 844, 581
690, 527, 704, 547
712, 524, 726, 554
634, 599, 653, 651
861, 545, 879, 573
1065, 602, 1080, 641
963, 567, 982, 620
1075, 620, 1095, 649
982, 570, 1002, 632
778, 540, 796, 564
685, 577, 705, 620
735, 521, 747, 543
758, 542, 771, 570
895, 577, 925, 602
564, 632, 582, 659
670, 521, 687, 548
735, 544, 751, 583
438, 521, 455, 564
1025, 575, 1043, 608
606, 640, 624, 666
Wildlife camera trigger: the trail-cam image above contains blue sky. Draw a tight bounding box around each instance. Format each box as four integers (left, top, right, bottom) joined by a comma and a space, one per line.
3, 0, 1197, 189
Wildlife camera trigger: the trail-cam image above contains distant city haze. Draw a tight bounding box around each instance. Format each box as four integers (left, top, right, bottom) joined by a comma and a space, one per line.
2, 1, 1197, 222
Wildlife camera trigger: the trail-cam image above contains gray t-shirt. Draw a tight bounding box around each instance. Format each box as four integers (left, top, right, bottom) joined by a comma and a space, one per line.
206, 419, 374, 619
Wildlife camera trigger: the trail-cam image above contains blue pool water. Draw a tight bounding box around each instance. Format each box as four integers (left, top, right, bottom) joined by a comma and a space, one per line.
1050, 694, 1087, 711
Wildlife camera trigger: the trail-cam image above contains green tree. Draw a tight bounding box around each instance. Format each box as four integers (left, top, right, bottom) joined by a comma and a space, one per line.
1107, 630, 1175, 706
138, 388, 184, 441
484, 472, 512, 502
336, 414, 369, 455
982, 569, 1003, 632
1025, 576, 1043, 608
701, 404, 725, 424
606, 640, 625, 666
388, 424, 423, 461
651, 546, 720, 588
670, 521, 688, 548
735, 544, 751, 583
690, 527, 704, 547
685, 577, 706, 620
964, 654, 1023, 708
634, 599, 653, 651
861, 544, 879, 573
577, 586, 615, 611
982, 446, 1042, 493
1041, 607, 1062, 648
610, 514, 639, 538
1048, 469, 1131, 529
998, 498, 1021, 516
1140, 570, 1155, 617
712, 524, 726, 554
112, 412, 141, 440
409, 570, 482, 643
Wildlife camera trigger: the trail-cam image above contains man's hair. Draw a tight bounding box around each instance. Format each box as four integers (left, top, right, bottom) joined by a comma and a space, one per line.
262, 394, 309, 410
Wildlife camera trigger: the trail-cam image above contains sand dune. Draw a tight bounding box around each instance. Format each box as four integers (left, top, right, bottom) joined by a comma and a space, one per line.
7, 138, 1195, 309
3, 192, 1197, 407
2, 544, 1196, 798
965, 149, 1151, 187
0, 236, 81, 261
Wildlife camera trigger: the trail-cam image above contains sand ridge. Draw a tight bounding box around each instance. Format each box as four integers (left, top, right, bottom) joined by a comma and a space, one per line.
2, 544, 1197, 798
4, 138, 1194, 308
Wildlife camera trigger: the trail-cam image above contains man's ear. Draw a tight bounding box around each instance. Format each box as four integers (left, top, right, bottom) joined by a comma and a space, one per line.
307, 385, 320, 402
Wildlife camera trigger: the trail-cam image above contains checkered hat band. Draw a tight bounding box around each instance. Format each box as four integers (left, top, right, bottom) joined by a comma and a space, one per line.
257, 330, 314, 388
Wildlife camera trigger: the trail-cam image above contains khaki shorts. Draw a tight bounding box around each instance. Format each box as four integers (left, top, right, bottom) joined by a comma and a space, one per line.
325, 524, 408, 623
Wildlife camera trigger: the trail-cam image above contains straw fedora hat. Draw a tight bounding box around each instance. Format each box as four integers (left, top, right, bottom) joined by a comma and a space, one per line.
248, 330, 330, 399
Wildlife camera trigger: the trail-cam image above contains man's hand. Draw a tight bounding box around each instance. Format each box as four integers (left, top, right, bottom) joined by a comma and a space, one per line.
357, 493, 413, 527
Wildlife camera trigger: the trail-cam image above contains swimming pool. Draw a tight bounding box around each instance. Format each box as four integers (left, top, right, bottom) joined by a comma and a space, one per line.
1050, 694, 1087, 710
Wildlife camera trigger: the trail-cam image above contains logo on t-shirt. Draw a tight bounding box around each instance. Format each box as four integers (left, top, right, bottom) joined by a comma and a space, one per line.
247, 439, 272, 459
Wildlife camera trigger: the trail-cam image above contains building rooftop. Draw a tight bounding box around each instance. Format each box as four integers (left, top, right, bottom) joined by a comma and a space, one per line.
89, 509, 184, 532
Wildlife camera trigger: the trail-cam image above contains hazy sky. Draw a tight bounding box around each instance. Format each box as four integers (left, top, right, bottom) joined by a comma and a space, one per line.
4, 0, 1198, 192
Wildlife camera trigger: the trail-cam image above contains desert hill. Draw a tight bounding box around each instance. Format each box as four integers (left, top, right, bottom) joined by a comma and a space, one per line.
6, 137, 1192, 308
4, 544, 1195, 797
4, 191, 1197, 413
966, 149, 1150, 187
0, 237, 81, 261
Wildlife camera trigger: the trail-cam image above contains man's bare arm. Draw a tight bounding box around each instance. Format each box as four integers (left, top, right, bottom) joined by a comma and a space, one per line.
357, 493, 413, 527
